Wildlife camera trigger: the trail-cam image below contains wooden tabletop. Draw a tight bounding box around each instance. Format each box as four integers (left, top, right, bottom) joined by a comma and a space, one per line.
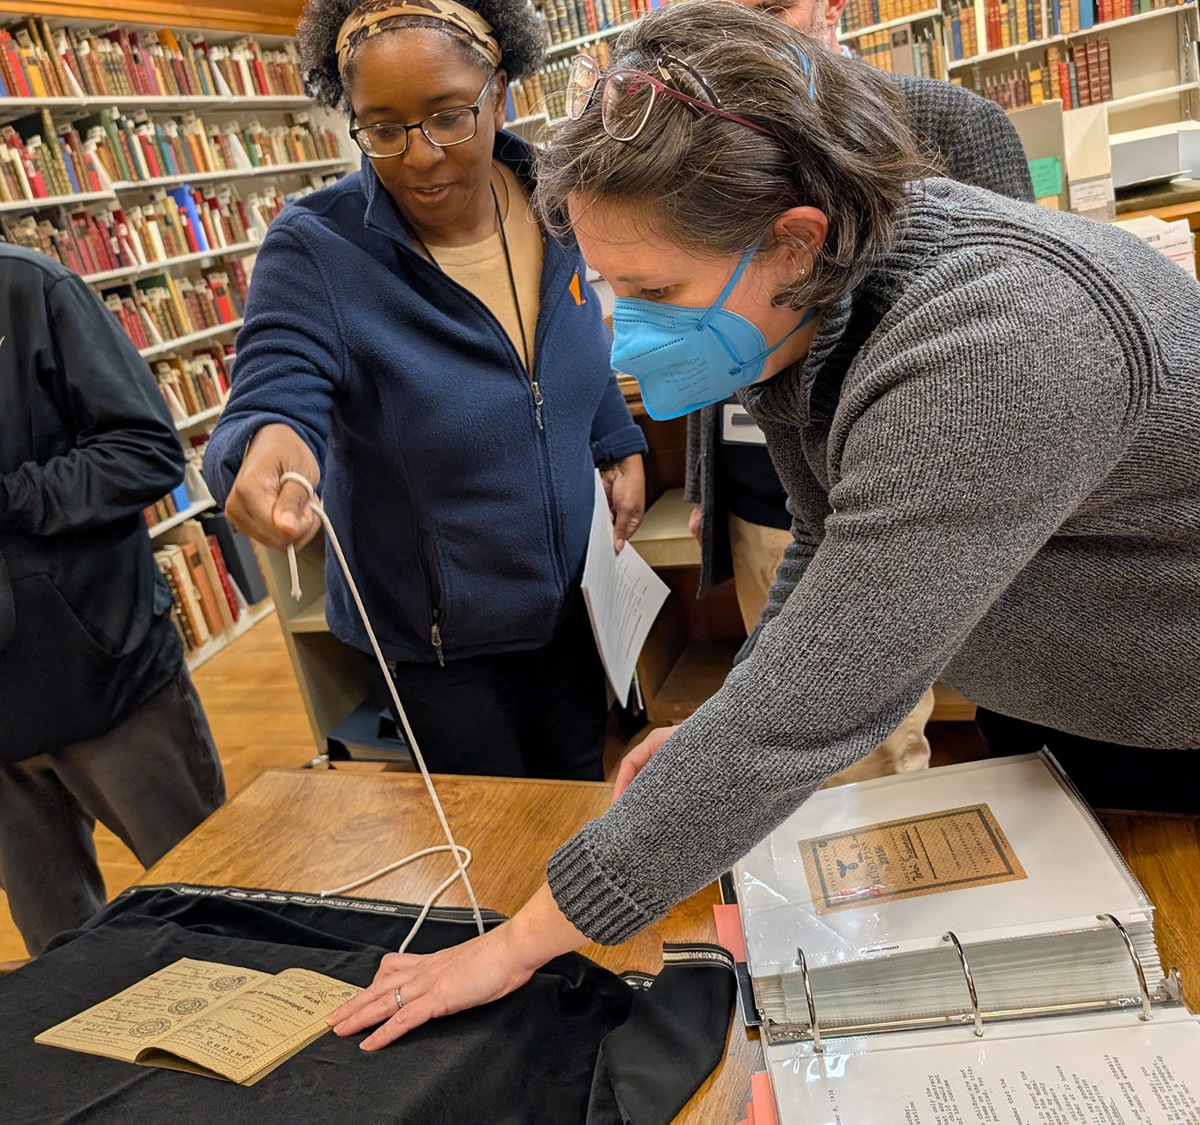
140, 769, 759, 1123
141, 768, 1200, 1123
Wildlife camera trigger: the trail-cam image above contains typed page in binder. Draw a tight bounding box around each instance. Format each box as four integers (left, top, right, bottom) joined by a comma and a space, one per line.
581, 471, 669, 708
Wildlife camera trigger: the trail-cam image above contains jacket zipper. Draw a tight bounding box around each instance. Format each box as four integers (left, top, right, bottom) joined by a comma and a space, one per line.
366, 213, 573, 600
420, 531, 445, 667
531, 379, 544, 430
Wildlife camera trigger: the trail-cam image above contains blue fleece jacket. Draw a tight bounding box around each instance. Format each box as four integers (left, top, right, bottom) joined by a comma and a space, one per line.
204, 136, 645, 663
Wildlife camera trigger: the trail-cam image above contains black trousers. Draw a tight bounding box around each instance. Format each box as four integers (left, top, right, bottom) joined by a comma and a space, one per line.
976, 709, 1200, 814
388, 594, 609, 780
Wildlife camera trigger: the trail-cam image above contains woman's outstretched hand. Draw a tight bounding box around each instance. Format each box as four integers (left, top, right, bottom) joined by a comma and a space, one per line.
327, 884, 588, 1050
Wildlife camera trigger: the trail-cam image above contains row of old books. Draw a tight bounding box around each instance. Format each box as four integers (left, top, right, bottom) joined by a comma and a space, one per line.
971, 38, 1112, 107
1048, 38, 1113, 105
840, 0, 937, 34
69, 107, 339, 188
0, 107, 341, 205
978, 0, 1169, 51
101, 269, 246, 351
856, 26, 947, 77
153, 513, 269, 654
946, 1, 984, 59
980, 0, 1055, 52
143, 436, 211, 526
1, 191, 259, 276
0, 110, 107, 201
537, 0, 662, 48
0, 19, 303, 101
509, 39, 612, 120
154, 348, 233, 423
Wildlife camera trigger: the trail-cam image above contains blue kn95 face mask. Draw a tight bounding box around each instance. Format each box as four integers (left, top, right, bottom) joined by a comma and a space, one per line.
610, 245, 816, 422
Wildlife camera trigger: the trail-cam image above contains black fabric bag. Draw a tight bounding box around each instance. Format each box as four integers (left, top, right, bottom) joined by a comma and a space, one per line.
0, 550, 13, 653
0, 884, 735, 1125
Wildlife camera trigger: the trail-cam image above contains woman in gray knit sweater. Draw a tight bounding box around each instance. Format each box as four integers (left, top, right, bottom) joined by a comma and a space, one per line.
329, 1, 1199, 1047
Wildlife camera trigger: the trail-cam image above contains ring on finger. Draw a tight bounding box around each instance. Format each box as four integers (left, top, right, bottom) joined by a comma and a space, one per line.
394, 985, 404, 1011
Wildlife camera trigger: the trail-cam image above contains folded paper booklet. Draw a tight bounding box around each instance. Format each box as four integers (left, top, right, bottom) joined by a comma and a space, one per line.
728, 753, 1199, 1124
36, 958, 358, 1085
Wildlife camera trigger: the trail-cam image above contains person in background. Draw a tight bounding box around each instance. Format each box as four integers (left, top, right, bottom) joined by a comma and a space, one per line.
328, 2, 1199, 1046
683, 0, 1037, 785
205, 0, 646, 781
0, 243, 224, 956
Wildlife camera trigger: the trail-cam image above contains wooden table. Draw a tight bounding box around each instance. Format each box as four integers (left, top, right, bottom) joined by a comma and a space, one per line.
141, 769, 1200, 1123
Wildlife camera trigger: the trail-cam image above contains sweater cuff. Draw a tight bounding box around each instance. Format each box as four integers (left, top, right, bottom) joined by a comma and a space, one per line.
547, 826, 658, 945
591, 423, 648, 468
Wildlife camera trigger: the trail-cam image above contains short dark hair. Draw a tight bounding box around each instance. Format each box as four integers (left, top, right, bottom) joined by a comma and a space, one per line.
534, 1, 929, 310
298, 0, 546, 112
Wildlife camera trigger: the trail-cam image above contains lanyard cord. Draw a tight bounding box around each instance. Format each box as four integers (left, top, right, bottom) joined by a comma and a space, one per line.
280, 472, 485, 939
406, 178, 532, 373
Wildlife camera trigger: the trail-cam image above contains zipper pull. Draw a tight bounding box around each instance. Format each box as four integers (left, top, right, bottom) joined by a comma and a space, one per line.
431, 622, 445, 667
532, 381, 544, 430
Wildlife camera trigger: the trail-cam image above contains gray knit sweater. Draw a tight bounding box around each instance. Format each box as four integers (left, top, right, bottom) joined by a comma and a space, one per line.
549, 179, 1200, 945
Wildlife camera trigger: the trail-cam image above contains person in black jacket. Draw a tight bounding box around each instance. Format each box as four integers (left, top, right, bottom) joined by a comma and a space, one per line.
0, 244, 225, 956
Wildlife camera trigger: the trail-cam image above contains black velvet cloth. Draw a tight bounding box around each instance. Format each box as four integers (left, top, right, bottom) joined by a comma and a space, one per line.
1, 884, 735, 1125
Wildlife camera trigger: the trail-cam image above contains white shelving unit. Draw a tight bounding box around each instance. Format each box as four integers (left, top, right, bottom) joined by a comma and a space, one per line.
838, 6, 942, 38
139, 319, 243, 359
148, 498, 216, 538
82, 239, 261, 285
110, 157, 349, 192
949, 1, 1190, 66
176, 403, 225, 431
543, 22, 626, 58
0, 190, 112, 212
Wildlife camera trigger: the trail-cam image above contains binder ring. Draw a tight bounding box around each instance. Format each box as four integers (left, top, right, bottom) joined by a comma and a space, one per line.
943, 931, 983, 1037
1097, 913, 1153, 1021
795, 946, 823, 1054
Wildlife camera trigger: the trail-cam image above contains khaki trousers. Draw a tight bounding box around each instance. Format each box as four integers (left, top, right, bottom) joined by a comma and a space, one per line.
728, 513, 934, 787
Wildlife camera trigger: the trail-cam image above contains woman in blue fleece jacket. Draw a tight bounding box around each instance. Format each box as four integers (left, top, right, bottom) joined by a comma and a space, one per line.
203, 0, 647, 780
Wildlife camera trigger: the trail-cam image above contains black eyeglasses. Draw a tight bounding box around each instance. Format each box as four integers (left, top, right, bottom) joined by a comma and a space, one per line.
350, 73, 495, 159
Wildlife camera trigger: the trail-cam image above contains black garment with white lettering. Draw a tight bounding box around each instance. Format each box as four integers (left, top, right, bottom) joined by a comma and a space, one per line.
1, 884, 735, 1124
716, 397, 791, 530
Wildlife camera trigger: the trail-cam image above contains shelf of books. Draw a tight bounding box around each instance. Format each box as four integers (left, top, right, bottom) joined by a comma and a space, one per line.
536, 0, 664, 56
506, 0, 683, 130
840, 0, 1199, 119
146, 430, 275, 671
0, 11, 360, 670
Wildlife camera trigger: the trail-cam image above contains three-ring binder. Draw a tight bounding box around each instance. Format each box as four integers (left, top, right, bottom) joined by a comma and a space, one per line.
765, 919, 1184, 1049
943, 931, 983, 1037
1098, 913, 1153, 1021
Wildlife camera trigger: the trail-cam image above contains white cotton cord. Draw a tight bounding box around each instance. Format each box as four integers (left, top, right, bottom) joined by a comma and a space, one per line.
280, 472, 485, 938
319, 844, 474, 954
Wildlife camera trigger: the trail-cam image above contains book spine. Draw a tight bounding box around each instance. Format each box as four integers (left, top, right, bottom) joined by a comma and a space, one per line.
1097, 37, 1111, 101
207, 536, 241, 623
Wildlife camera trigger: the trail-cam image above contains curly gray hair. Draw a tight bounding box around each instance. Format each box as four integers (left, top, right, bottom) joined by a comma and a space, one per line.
534, 1, 930, 310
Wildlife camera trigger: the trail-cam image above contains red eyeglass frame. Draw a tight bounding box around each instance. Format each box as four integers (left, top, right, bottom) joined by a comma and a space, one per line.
567, 52, 774, 141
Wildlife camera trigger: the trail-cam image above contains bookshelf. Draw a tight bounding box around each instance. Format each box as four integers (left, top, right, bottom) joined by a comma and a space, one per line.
0, 6, 356, 675
82, 237, 259, 283
148, 497, 215, 538
176, 402, 223, 431
139, 318, 242, 358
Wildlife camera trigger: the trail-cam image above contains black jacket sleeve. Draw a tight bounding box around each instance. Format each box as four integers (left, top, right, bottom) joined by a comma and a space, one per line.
0, 273, 184, 536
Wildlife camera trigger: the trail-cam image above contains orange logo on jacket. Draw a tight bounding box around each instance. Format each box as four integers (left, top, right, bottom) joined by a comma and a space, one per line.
569, 272, 586, 305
